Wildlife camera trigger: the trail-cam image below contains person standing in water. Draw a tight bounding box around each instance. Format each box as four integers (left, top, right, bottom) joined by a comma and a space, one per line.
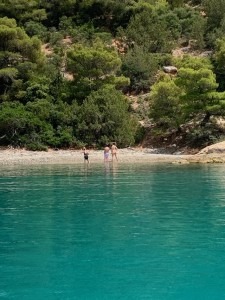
104, 144, 110, 162
82, 147, 89, 163
111, 142, 118, 161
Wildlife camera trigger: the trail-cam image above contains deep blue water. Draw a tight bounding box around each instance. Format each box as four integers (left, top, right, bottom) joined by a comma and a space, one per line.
1, 163, 225, 299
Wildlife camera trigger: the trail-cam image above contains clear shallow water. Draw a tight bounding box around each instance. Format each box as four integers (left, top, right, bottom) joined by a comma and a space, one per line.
1, 163, 225, 299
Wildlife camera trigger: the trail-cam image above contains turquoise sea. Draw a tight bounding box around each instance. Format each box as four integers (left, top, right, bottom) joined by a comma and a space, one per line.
1, 163, 225, 299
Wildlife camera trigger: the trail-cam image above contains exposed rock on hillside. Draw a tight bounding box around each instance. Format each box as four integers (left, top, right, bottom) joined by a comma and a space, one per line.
198, 141, 225, 154
163, 66, 178, 74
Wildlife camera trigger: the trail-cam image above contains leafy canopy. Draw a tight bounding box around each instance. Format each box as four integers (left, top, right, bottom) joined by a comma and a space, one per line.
150, 56, 225, 130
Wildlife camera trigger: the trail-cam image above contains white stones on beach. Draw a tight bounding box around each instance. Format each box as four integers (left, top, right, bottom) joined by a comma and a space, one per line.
1, 141, 225, 165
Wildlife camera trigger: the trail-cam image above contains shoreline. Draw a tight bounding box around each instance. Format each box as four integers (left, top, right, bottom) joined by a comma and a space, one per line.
0, 148, 225, 165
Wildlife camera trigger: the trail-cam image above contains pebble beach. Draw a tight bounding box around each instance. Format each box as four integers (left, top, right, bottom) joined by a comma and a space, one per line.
0, 142, 225, 165
0, 148, 187, 165
1, 147, 225, 165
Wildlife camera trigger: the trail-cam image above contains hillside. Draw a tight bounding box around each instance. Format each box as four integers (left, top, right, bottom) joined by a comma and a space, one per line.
0, 0, 225, 151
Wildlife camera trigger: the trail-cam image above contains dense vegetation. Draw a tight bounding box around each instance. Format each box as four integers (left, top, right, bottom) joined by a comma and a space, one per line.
1, 0, 225, 150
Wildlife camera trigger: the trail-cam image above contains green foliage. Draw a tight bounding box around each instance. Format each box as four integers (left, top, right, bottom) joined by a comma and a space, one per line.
0, 0, 225, 149
75, 0, 135, 33
150, 56, 225, 132
203, 0, 225, 29
0, 17, 44, 100
176, 66, 219, 116
24, 21, 48, 40
149, 77, 184, 129
0, 0, 47, 25
172, 7, 206, 48
125, 10, 175, 53
173, 55, 213, 70
186, 127, 220, 148
0, 17, 42, 63
25, 143, 48, 151
212, 39, 225, 91
0, 98, 77, 148
122, 46, 158, 93
167, 0, 184, 8
202, 0, 225, 47
67, 39, 121, 81
174, 57, 218, 111
0, 67, 18, 81
0, 101, 40, 146
76, 85, 137, 146
66, 39, 127, 99
40, 0, 77, 26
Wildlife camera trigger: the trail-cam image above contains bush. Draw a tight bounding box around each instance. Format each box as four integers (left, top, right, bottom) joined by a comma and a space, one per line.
25, 143, 48, 151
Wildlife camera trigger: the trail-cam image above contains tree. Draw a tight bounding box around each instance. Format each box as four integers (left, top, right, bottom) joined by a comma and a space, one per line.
213, 38, 225, 90
24, 21, 48, 40
203, 0, 225, 47
0, 17, 43, 100
0, 0, 47, 25
176, 66, 219, 119
76, 0, 130, 32
0, 101, 46, 147
125, 9, 175, 53
122, 46, 158, 93
169, 7, 206, 49
66, 39, 128, 100
67, 39, 121, 80
150, 56, 225, 131
76, 85, 137, 146
40, 0, 77, 27
167, 0, 184, 8
149, 77, 184, 129
203, 0, 225, 29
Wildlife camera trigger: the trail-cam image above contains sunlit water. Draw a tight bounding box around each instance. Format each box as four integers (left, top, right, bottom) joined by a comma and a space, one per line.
1, 163, 225, 299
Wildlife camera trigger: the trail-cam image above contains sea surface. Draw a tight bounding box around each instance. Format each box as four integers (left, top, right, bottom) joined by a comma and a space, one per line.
1, 163, 225, 299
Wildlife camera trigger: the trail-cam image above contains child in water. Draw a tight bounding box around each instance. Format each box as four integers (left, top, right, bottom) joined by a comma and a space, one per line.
82, 147, 89, 163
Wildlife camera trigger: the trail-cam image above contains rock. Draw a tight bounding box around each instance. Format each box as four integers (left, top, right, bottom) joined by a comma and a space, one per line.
172, 160, 190, 164
198, 141, 225, 155
163, 66, 178, 74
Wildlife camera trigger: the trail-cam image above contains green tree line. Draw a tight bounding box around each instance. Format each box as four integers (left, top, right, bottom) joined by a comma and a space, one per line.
0, 0, 225, 149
